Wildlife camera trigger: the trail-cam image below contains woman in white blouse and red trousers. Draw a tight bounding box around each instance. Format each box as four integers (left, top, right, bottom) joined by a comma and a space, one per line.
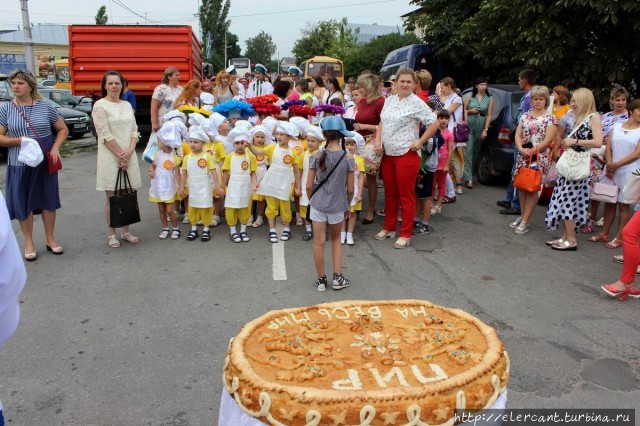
373, 69, 438, 248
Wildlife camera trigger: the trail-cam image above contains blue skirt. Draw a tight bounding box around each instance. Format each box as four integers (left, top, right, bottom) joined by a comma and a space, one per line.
5, 133, 61, 220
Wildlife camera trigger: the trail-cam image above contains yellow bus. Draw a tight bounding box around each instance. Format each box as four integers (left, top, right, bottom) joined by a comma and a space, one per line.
299, 56, 344, 88
53, 59, 71, 90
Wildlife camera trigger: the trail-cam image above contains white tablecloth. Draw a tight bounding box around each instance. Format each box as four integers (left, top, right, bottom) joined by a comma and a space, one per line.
218, 388, 508, 426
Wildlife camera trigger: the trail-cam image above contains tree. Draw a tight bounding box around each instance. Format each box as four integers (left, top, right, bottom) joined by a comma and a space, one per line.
409, 0, 640, 103
343, 32, 420, 79
226, 31, 241, 61
292, 18, 358, 63
245, 31, 277, 66
95, 5, 108, 25
199, 0, 239, 72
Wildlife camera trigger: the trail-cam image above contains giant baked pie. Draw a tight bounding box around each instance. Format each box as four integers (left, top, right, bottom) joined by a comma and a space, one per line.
223, 300, 509, 425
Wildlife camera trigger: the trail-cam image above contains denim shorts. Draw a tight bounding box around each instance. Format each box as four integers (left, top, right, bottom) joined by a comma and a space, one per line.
310, 207, 345, 225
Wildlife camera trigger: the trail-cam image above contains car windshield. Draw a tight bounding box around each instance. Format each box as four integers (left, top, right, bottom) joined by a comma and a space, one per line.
307, 62, 343, 78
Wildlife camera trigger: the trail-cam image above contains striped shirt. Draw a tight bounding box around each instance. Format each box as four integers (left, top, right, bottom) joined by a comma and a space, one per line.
0, 100, 60, 166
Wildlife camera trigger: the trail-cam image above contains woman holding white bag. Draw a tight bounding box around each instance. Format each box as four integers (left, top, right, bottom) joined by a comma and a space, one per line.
544, 88, 602, 251
590, 99, 640, 248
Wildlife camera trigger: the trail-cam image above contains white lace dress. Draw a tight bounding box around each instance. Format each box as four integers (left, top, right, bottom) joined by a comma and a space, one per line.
93, 99, 142, 191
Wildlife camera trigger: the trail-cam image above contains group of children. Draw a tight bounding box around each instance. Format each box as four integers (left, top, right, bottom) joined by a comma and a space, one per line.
147, 110, 362, 291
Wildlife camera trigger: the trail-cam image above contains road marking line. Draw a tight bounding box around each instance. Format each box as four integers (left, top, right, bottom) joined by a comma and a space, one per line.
272, 223, 287, 280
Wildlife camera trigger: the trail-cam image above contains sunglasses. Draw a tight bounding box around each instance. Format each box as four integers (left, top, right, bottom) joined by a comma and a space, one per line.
9, 68, 34, 78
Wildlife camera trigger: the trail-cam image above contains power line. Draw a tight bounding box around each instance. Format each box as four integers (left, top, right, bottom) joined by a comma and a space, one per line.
111, 0, 164, 25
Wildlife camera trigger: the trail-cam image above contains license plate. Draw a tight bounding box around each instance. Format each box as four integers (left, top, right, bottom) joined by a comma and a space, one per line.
74, 124, 86, 129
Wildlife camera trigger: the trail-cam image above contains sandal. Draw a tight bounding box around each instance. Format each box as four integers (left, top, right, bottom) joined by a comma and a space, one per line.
296, 216, 304, 226
186, 230, 199, 241
551, 240, 577, 251
466, 180, 473, 189
374, 229, 396, 240
211, 216, 221, 227
613, 255, 624, 264
24, 250, 37, 261
269, 231, 278, 243
158, 228, 170, 239
442, 196, 456, 204
601, 283, 640, 301
376, 209, 386, 217
252, 217, 264, 228
280, 230, 291, 241
587, 232, 609, 243
546, 238, 564, 246
430, 205, 441, 215
605, 238, 622, 249
171, 229, 181, 240
393, 237, 411, 249
108, 235, 120, 248
579, 221, 594, 234
121, 232, 140, 244
240, 231, 250, 242
201, 230, 211, 242
229, 232, 241, 243
302, 230, 313, 241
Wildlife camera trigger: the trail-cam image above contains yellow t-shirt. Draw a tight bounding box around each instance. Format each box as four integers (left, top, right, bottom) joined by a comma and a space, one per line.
222, 151, 258, 172
180, 141, 191, 157
182, 151, 216, 171
263, 144, 300, 166
204, 141, 226, 164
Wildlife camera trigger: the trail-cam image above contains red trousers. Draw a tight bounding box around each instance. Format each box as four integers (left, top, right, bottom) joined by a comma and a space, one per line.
381, 150, 420, 238
620, 209, 640, 283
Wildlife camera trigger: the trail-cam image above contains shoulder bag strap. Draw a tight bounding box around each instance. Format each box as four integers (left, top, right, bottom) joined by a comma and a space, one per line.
11, 100, 48, 154
309, 150, 347, 200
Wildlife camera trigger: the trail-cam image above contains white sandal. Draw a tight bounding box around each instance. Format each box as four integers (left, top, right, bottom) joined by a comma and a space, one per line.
121, 232, 140, 244
211, 215, 221, 227
158, 228, 170, 239
108, 235, 120, 248
252, 217, 264, 228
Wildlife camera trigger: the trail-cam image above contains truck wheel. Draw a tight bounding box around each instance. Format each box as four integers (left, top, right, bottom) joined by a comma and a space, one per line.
477, 145, 497, 185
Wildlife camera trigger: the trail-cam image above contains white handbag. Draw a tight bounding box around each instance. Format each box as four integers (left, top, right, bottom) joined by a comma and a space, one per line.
622, 170, 640, 204
142, 132, 159, 164
590, 179, 618, 203
556, 114, 593, 181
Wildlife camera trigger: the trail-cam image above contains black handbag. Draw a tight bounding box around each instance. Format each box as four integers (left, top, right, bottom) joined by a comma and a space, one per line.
306, 151, 347, 222
109, 169, 141, 228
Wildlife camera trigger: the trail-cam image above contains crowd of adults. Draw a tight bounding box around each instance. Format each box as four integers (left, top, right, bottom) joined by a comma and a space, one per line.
1, 61, 639, 300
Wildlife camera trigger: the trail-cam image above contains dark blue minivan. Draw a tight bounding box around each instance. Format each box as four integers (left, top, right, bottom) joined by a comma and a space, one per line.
380, 44, 446, 83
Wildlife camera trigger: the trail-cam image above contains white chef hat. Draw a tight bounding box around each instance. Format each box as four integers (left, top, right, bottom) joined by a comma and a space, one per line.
227, 127, 251, 144
250, 125, 266, 139
188, 112, 207, 127
163, 109, 187, 124
174, 121, 188, 139
276, 120, 299, 138
261, 116, 277, 142
289, 116, 311, 137
210, 112, 227, 132
188, 125, 210, 142
17, 137, 44, 167
157, 122, 183, 148
306, 126, 325, 142
346, 131, 365, 153
233, 120, 252, 133
200, 92, 215, 106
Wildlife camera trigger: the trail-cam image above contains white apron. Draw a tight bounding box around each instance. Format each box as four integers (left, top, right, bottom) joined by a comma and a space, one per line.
257, 146, 294, 200
255, 153, 268, 184
289, 139, 305, 158
225, 153, 253, 208
187, 153, 213, 208
299, 151, 311, 206
351, 158, 361, 207
149, 151, 178, 201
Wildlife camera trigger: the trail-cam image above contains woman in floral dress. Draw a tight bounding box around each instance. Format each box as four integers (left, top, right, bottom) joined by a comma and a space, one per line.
510, 86, 557, 235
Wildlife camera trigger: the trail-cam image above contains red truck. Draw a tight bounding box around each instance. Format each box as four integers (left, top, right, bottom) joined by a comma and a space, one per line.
68, 25, 202, 134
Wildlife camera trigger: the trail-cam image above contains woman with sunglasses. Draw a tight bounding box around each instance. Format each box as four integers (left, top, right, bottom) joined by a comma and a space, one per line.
0, 69, 68, 261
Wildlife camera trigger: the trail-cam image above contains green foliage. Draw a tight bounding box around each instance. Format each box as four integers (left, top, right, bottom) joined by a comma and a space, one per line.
409, 0, 640, 103
292, 18, 359, 63
95, 5, 108, 25
199, 0, 240, 72
343, 32, 420, 79
245, 31, 277, 66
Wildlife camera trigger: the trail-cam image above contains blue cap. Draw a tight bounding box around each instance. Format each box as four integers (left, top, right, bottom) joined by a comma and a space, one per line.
320, 116, 355, 138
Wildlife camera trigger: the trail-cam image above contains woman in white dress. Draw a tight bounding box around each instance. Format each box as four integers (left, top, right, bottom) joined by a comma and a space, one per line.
92, 70, 142, 248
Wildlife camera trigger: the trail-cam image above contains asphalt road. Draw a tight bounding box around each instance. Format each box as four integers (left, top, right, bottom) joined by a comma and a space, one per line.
0, 141, 638, 425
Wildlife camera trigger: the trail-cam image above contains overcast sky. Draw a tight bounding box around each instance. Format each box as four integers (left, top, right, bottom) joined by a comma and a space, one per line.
0, 0, 414, 57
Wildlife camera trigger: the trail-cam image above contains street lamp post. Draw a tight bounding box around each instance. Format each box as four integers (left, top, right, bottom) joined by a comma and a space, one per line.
277, 49, 279, 74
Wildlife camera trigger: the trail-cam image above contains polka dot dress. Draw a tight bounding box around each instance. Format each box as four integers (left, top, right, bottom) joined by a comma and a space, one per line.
545, 118, 594, 231
545, 176, 590, 231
